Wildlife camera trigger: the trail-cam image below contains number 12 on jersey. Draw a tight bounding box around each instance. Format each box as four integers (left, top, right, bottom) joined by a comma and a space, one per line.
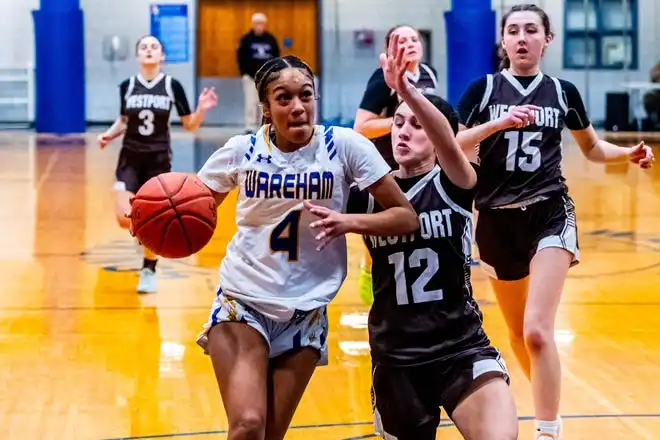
388, 248, 443, 305
505, 131, 542, 172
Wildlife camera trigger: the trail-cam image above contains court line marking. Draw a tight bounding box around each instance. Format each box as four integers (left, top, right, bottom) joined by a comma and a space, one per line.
3, 301, 660, 312
561, 359, 657, 440
35, 149, 59, 192
102, 413, 660, 439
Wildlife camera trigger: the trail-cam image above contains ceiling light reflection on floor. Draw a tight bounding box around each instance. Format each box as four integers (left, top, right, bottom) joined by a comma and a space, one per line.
339, 312, 369, 329
338, 340, 371, 356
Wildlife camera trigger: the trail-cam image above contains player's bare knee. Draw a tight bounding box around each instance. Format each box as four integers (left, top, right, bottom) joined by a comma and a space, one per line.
523, 323, 552, 353
229, 413, 266, 440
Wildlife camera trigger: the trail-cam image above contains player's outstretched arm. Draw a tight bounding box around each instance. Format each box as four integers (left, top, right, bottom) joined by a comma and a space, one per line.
305, 175, 418, 251
380, 31, 476, 189
571, 125, 654, 168
400, 89, 476, 189
180, 87, 217, 131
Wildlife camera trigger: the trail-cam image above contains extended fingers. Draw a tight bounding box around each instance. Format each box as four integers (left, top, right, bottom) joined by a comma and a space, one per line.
314, 231, 338, 251
310, 217, 332, 229
389, 31, 399, 58
303, 200, 329, 217
379, 52, 388, 70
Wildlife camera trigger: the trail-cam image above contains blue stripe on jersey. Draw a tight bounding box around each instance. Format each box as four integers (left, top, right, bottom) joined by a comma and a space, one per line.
210, 302, 221, 325
245, 135, 256, 160
210, 287, 224, 325
324, 127, 336, 160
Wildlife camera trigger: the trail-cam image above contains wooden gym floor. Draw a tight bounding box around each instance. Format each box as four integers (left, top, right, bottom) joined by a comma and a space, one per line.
0, 128, 659, 440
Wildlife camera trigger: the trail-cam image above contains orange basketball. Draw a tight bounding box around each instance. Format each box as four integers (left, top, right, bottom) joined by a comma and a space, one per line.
130, 172, 217, 259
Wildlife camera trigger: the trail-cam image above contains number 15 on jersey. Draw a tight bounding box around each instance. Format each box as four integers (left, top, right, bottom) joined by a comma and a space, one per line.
505, 131, 542, 172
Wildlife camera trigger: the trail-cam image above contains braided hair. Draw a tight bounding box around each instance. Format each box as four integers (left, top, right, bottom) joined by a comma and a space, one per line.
254, 55, 315, 125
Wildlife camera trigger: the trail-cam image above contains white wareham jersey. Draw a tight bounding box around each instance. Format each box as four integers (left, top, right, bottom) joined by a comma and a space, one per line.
198, 125, 391, 321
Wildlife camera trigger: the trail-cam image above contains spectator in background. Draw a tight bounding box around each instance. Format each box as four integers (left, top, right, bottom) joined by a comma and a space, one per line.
237, 12, 280, 133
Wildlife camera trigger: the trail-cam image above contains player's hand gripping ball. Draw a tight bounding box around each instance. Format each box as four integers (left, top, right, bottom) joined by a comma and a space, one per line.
130, 172, 217, 259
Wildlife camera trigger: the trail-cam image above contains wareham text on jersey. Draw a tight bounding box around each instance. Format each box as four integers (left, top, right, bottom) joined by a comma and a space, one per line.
489, 104, 561, 129
245, 169, 334, 200
125, 94, 172, 110
367, 209, 455, 249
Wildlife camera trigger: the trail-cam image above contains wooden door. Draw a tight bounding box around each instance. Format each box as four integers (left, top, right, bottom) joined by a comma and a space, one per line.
197, 0, 319, 77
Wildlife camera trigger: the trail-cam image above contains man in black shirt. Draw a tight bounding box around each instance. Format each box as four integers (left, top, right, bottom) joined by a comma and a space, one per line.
237, 12, 280, 133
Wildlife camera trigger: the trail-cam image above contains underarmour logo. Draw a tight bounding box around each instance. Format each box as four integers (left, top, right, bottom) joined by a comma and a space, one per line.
256, 154, 272, 163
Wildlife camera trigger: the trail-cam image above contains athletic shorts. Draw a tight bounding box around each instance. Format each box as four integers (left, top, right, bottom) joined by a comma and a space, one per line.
372, 347, 509, 440
475, 194, 579, 281
196, 288, 329, 366
113, 147, 172, 194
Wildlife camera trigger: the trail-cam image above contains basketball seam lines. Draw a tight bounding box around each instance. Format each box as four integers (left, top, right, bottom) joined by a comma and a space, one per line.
157, 174, 194, 255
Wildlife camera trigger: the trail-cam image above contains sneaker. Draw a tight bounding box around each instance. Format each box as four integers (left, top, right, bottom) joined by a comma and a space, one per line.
137, 267, 157, 293
535, 417, 562, 440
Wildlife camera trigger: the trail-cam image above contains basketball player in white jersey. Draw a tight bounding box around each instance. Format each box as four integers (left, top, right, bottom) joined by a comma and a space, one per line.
194, 55, 418, 440
98, 35, 217, 293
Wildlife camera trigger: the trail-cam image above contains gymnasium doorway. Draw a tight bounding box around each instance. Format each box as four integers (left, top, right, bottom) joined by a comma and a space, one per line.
197, 0, 320, 126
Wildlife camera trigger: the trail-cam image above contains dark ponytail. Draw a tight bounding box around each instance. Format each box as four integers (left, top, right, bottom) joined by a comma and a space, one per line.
254, 55, 315, 125
498, 44, 510, 70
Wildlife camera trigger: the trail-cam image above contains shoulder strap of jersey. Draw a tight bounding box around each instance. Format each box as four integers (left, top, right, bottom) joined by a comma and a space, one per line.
366, 193, 375, 214
432, 173, 473, 218
420, 63, 438, 87
125, 76, 136, 100
478, 74, 494, 113
405, 166, 440, 200
549, 76, 569, 113
324, 126, 337, 160
165, 75, 175, 101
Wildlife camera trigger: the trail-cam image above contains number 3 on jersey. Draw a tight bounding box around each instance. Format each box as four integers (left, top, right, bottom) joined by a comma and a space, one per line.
505, 131, 542, 172
139, 109, 155, 136
389, 248, 443, 305
270, 210, 302, 261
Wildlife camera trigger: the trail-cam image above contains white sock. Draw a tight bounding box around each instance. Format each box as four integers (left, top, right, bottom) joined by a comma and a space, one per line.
535, 418, 562, 438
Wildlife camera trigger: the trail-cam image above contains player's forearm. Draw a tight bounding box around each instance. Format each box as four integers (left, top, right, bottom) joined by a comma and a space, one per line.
582, 139, 632, 163
354, 117, 393, 139
347, 207, 419, 236
104, 117, 127, 140
455, 120, 505, 153
402, 90, 477, 189
182, 108, 206, 132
